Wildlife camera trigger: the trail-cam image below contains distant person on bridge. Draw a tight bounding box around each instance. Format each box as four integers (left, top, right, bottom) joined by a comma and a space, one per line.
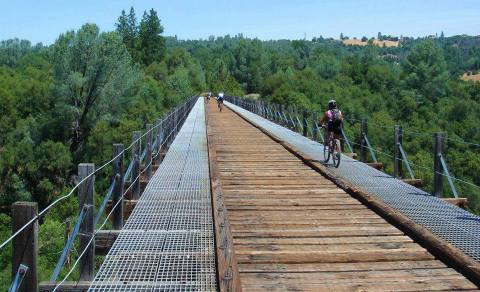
320, 100, 343, 136
205, 91, 212, 103
320, 100, 343, 164
217, 92, 225, 111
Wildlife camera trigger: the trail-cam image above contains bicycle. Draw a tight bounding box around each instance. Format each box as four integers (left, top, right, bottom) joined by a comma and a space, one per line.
217, 99, 224, 112
322, 126, 341, 168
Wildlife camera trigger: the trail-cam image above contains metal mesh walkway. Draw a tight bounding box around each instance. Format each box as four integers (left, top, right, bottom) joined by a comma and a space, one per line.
226, 101, 480, 261
89, 98, 216, 291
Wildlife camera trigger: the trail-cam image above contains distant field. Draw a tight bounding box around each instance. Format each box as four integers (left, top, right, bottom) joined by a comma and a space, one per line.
460, 73, 480, 82
245, 93, 260, 99
343, 38, 399, 47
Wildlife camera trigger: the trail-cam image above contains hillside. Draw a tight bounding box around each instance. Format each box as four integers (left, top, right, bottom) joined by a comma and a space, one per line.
461, 72, 480, 82
343, 38, 400, 47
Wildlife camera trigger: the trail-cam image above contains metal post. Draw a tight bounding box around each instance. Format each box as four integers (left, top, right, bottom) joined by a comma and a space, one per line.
360, 119, 367, 162
292, 105, 297, 131
156, 119, 164, 165
173, 108, 178, 136
433, 133, 445, 197
278, 105, 284, 125
166, 112, 172, 146
302, 110, 308, 137
132, 131, 141, 200
154, 119, 162, 165
394, 125, 403, 178
312, 112, 319, 141
78, 163, 95, 280
146, 124, 153, 180
12, 202, 38, 292
112, 143, 124, 229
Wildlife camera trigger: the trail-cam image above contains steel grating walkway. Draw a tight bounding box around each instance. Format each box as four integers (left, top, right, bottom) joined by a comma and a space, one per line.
89, 98, 216, 291
226, 101, 480, 261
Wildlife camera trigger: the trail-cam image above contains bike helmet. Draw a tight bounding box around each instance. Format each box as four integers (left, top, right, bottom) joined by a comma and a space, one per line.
328, 100, 337, 110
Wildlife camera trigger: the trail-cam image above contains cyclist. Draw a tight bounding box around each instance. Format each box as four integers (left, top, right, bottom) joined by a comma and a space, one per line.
320, 100, 343, 158
217, 92, 225, 111
206, 91, 212, 102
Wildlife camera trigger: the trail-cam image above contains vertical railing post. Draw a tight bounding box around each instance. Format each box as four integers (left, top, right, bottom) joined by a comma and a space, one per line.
12, 202, 38, 292
112, 143, 124, 230
166, 112, 172, 147
292, 105, 298, 132
285, 106, 292, 128
132, 131, 141, 200
145, 124, 153, 180
174, 107, 179, 135
155, 118, 162, 165
360, 119, 367, 162
433, 133, 445, 197
394, 125, 403, 178
273, 105, 278, 122
302, 110, 308, 137
312, 112, 319, 141
278, 105, 284, 125
78, 163, 95, 281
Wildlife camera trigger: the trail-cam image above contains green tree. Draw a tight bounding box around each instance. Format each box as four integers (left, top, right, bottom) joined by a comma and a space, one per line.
116, 7, 138, 58
137, 9, 166, 66
52, 23, 140, 161
402, 40, 449, 102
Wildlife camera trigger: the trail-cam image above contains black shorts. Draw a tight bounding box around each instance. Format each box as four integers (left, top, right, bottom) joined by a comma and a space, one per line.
327, 122, 342, 135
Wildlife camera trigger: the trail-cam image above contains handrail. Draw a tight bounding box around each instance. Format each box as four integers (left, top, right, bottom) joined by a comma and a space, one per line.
0, 97, 196, 251
4, 96, 198, 292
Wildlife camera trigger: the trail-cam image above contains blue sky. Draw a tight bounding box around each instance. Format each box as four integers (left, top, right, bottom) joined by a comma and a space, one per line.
0, 0, 478, 44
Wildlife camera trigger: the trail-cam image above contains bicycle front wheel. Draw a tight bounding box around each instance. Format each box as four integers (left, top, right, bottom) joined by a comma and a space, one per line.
323, 142, 330, 163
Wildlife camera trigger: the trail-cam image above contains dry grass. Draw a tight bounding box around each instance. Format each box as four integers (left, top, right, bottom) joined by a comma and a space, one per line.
460, 73, 480, 82
244, 93, 260, 100
343, 38, 399, 47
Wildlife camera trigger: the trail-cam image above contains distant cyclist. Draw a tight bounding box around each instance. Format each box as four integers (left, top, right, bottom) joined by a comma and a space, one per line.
320, 100, 343, 161
217, 92, 225, 111
206, 91, 212, 102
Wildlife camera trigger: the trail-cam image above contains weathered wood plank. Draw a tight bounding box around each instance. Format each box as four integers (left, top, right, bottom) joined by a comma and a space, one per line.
235, 249, 434, 264
241, 277, 477, 292
233, 235, 413, 245
238, 260, 446, 273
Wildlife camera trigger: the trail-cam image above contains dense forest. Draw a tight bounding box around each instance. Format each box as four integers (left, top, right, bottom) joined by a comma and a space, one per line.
1, 6, 480, 288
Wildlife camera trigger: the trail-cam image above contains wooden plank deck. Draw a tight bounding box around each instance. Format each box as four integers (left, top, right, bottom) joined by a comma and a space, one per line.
205, 101, 478, 291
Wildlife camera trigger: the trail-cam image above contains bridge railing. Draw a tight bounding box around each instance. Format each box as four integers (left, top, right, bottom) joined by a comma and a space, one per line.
3, 96, 199, 292
226, 96, 480, 205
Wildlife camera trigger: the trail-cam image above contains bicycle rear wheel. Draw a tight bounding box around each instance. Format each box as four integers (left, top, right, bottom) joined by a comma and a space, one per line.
332, 139, 341, 168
